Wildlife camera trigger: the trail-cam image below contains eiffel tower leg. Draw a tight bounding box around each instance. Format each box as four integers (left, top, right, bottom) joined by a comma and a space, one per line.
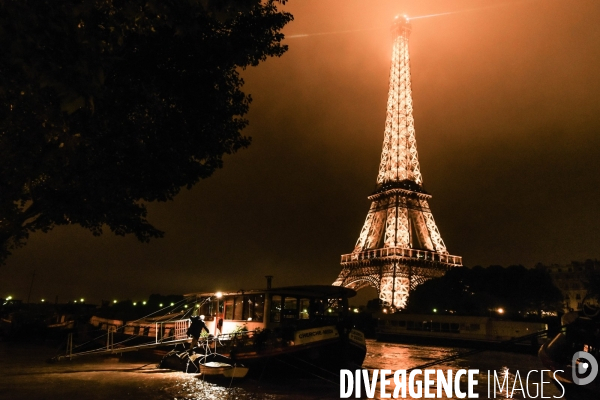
391, 262, 397, 308
379, 263, 410, 310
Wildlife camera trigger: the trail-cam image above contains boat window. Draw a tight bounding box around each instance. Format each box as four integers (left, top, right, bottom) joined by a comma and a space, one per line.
252, 294, 264, 322
243, 296, 251, 320
470, 324, 480, 331
441, 323, 450, 332
450, 323, 459, 333
270, 295, 282, 322
234, 296, 244, 320
398, 320, 406, 327
224, 298, 234, 320
299, 298, 310, 319
431, 322, 441, 332
283, 297, 298, 320
198, 301, 211, 317
310, 299, 325, 316
133, 326, 140, 335
143, 326, 150, 336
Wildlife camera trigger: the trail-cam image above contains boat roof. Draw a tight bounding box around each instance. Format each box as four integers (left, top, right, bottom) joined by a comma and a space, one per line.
184, 285, 357, 299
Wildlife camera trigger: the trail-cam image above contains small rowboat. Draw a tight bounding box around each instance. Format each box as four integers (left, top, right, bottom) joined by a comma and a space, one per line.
200, 361, 249, 378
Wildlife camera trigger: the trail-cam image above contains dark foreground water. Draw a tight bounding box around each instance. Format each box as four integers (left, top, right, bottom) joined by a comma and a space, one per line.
0, 340, 562, 400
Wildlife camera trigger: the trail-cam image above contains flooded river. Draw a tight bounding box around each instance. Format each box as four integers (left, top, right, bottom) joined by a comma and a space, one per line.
0, 340, 563, 399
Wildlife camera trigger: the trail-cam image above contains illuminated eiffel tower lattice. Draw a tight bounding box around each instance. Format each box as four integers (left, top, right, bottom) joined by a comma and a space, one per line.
333, 16, 462, 310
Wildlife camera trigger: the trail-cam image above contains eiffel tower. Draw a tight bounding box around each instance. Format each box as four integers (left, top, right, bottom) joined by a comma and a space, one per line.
333, 16, 462, 310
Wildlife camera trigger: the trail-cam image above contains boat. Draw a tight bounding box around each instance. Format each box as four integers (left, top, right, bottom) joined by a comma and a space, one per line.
538, 311, 600, 399
89, 313, 190, 348
1, 300, 88, 340
200, 360, 249, 378
55, 284, 367, 378
377, 313, 548, 352
182, 285, 367, 376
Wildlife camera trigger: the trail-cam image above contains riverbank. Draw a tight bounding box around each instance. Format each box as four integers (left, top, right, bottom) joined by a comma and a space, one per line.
0, 339, 564, 399
0, 341, 339, 400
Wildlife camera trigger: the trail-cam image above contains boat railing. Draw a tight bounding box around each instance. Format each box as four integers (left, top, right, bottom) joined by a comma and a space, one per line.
155, 319, 190, 343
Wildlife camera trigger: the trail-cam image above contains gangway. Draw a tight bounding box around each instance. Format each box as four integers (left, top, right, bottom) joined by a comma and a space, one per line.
53, 336, 192, 361
53, 317, 193, 361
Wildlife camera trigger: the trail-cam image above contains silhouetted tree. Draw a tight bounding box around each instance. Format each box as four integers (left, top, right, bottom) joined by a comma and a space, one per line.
366, 298, 383, 312
407, 265, 562, 317
0, 0, 292, 263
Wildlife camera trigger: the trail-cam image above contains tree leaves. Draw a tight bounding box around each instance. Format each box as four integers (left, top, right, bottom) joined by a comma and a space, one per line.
0, 0, 293, 263
407, 265, 563, 317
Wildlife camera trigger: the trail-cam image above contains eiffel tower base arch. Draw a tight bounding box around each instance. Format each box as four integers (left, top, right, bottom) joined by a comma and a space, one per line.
334, 260, 447, 310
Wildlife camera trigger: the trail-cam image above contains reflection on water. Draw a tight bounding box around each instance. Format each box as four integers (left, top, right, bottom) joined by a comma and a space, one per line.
364, 341, 563, 400
0, 340, 562, 400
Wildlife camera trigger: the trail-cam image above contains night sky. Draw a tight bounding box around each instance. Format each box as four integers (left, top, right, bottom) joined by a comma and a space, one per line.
4, 0, 600, 304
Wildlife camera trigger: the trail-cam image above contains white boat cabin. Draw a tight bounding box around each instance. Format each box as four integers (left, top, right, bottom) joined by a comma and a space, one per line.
185, 285, 355, 336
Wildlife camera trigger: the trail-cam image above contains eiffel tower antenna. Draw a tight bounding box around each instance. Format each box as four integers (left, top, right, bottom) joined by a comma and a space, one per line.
333, 15, 462, 310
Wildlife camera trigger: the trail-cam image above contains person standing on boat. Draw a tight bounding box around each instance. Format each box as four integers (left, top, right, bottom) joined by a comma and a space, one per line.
187, 315, 209, 349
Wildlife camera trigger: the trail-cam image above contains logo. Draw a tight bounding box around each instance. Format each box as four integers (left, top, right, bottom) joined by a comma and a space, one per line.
572, 351, 598, 386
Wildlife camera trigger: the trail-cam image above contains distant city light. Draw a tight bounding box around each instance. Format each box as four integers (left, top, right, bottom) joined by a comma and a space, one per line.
196, 304, 200, 308
133, 302, 137, 306
142, 301, 147, 305
433, 308, 437, 313
353, 308, 359, 313
80, 298, 84, 302
7, 296, 12, 300
184, 305, 188, 308
170, 302, 174, 306
113, 300, 117, 303
159, 303, 163, 307
41, 299, 45, 302
216, 292, 223, 298
497, 308, 504, 314
74, 300, 77, 303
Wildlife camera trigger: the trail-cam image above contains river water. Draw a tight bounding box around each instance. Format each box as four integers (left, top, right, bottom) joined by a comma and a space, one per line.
0, 339, 563, 400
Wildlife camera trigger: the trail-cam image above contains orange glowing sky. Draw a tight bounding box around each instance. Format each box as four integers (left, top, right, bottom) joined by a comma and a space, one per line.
4, 0, 600, 302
